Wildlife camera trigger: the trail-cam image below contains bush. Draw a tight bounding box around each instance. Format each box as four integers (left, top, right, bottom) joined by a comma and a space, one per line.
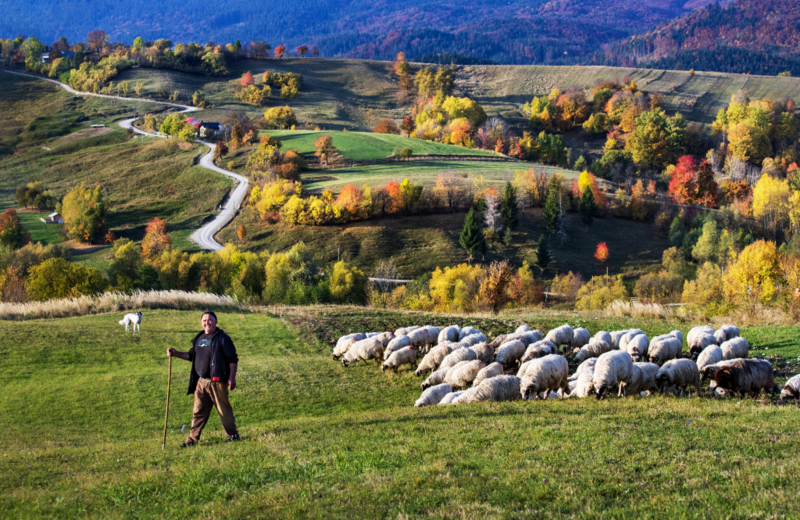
0, 209, 31, 250
373, 119, 400, 134
574, 274, 628, 310
329, 260, 368, 304
26, 258, 107, 301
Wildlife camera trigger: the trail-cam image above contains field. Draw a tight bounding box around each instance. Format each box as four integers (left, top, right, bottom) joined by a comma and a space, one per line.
0, 307, 798, 518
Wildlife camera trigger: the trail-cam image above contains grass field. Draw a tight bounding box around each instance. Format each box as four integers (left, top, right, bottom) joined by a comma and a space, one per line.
1, 307, 798, 518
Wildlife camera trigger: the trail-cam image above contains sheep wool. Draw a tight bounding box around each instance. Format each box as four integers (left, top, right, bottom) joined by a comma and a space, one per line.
438, 391, 466, 405
573, 339, 611, 364
628, 362, 659, 395
593, 331, 612, 346
469, 343, 495, 365
372, 331, 395, 347
624, 334, 650, 362
669, 330, 684, 345
382, 346, 418, 372
544, 324, 574, 346
421, 366, 452, 390
459, 326, 480, 340
714, 324, 740, 345
696, 345, 723, 372
473, 362, 504, 387
648, 336, 682, 365
700, 359, 740, 387
619, 330, 646, 352
609, 330, 629, 349
571, 328, 592, 349
570, 369, 596, 398
489, 334, 509, 349
516, 324, 531, 333
780, 374, 800, 400
439, 348, 478, 371
341, 337, 384, 367
592, 350, 634, 399
573, 357, 598, 379
406, 328, 430, 348
520, 340, 558, 364
395, 326, 419, 336
332, 333, 366, 360
519, 354, 569, 400
438, 326, 461, 345
422, 326, 441, 345
453, 375, 522, 404
461, 333, 488, 346
714, 359, 779, 397
720, 337, 749, 360
655, 359, 700, 396
384, 335, 413, 360
496, 339, 527, 368
415, 344, 454, 376
414, 384, 452, 407
688, 333, 717, 358
445, 360, 486, 389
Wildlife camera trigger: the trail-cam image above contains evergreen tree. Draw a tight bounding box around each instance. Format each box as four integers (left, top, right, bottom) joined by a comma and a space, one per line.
459, 208, 485, 257
535, 235, 551, 273
573, 155, 588, 172
543, 179, 561, 235
500, 181, 518, 230
578, 185, 597, 230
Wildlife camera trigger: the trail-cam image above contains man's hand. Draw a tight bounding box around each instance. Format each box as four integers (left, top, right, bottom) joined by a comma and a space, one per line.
167, 348, 176, 357
228, 378, 237, 391
167, 348, 190, 361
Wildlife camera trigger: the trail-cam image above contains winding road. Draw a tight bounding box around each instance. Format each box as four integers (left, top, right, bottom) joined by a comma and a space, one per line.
2, 69, 249, 251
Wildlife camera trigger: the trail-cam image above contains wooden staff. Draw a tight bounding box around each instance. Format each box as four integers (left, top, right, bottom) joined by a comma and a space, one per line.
162, 356, 172, 450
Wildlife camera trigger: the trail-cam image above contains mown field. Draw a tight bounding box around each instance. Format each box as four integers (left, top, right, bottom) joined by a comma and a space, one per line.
1, 307, 798, 519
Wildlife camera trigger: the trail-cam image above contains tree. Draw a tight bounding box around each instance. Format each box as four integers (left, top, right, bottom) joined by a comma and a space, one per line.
400, 116, 416, 136
433, 172, 465, 211
311, 46, 319, 57
297, 45, 308, 57
692, 220, 720, 264
484, 195, 502, 233
575, 274, 628, 310
399, 178, 423, 214
141, 217, 172, 261
373, 119, 400, 134
478, 261, 512, 314
668, 156, 698, 204
0, 209, 31, 249
752, 175, 791, 238
274, 45, 286, 59
723, 240, 781, 303
500, 182, 518, 230
330, 260, 368, 304
535, 235, 551, 273
60, 183, 107, 243
578, 185, 597, 230
26, 258, 107, 301
459, 208, 485, 258
625, 109, 673, 169
594, 242, 609, 263
237, 224, 246, 244
213, 141, 229, 161
240, 71, 254, 87
543, 178, 561, 235
263, 106, 297, 129
86, 30, 109, 52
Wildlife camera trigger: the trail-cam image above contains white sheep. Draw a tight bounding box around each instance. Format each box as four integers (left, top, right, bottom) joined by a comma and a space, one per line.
669, 330, 684, 345
572, 357, 598, 380
439, 347, 477, 371
445, 360, 486, 389
720, 337, 749, 360
714, 359, 779, 397
648, 335, 682, 365
519, 354, 569, 400
459, 326, 480, 340
438, 326, 460, 344
714, 324, 740, 345
573, 339, 611, 365
421, 366, 450, 390
627, 362, 660, 395
422, 326, 441, 345
453, 375, 522, 404
624, 334, 650, 362
571, 328, 591, 349
780, 374, 800, 400
341, 337, 384, 367
415, 344, 453, 376
373, 331, 395, 347
544, 324, 574, 346
473, 362, 504, 387
407, 328, 430, 348
438, 391, 466, 405
395, 326, 419, 336
520, 340, 558, 364
619, 330, 646, 352
593, 331, 612, 346
414, 383, 452, 407
696, 345, 723, 372
332, 333, 366, 360
516, 324, 531, 333
495, 339, 526, 368
489, 334, 510, 349
469, 343, 495, 365
592, 350, 633, 399
687, 326, 716, 357
655, 359, 700, 396
384, 335, 413, 360
609, 330, 628, 349
381, 346, 418, 373
461, 333, 488, 346
569, 368, 596, 398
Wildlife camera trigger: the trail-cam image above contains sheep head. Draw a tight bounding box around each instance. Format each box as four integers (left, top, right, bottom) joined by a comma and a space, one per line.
520, 380, 539, 400
688, 345, 703, 358
595, 384, 608, 400
655, 372, 671, 391
714, 366, 735, 390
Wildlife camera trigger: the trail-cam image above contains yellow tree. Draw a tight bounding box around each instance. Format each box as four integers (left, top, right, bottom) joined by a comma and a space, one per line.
722, 240, 782, 303
752, 175, 791, 238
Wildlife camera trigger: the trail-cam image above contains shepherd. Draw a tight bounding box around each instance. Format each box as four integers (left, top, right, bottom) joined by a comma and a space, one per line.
167, 311, 240, 447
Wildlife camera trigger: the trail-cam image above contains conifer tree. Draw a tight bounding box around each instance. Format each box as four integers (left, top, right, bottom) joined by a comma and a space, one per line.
500, 181, 518, 230
543, 180, 561, 235
535, 235, 551, 273
459, 208, 485, 258
578, 185, 597, 230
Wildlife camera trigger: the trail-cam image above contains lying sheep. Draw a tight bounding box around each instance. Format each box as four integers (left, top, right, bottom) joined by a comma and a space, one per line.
655, 359, 700, 396
781, 374, 800, 400
445, 360, 486, 390
438, 326, 460, 345
520, 340, 558, 364
332, 333, 366, 360
395, 325, 419, 336
571, 328, 591, 349
381, 346, 418, 373
696, 345, 723, 372
438, 391, 465, 405
592, 350, 633, 399
573, 339, 611, 364
459, 326, 480, 340
519, 355, 569, 400
593, 331, 612, 347
461, 333, 488, 346
415, 344, 453, 376
473, 362, 504, 387
714, 324, 740, 345
414, 383, 452, 407
648, 335, 682, 365
453, 375, 522, 404
720, 337, 749, 360
470, 343, 495, 365
384, 335, 413, 360
627, 362, 660, 395
545, 324, 574, 346
714, 359, 780, 397
439, 347, 477, 371
496, 339, 526, 368
342, 337, 384, 367
624, 334, 650, 362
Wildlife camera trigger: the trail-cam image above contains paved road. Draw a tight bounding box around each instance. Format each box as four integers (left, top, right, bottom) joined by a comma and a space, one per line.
2, 69, 248, 251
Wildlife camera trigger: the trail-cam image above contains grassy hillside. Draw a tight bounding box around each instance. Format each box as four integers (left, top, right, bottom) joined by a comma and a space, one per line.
0, 307, 798, 518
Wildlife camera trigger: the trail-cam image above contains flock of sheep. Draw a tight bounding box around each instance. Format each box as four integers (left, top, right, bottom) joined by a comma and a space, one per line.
331, 324, 800, 407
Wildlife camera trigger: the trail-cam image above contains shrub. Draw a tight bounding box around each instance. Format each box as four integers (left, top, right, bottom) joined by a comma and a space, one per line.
373, 119, 400, 134
329, 260, 368, 304
574, 274, 628, 310
0, 209, 31, 250
26, 258, 107, 301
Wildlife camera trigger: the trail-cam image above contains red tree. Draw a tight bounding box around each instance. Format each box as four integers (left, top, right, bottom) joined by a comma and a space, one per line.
385, 181, 402, 214
0, 208, 31, 250
141, 217, 172, 260
240, 71, 254, 87
400, 116, 416, 136
297, 45, 308, 57
594, 242, 609, 263
668, 155, 698, 204
274, 45, 286, 59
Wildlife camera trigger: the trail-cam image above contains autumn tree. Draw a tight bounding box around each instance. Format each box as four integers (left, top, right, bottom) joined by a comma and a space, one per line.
594, 242, 609, 263
141, 217, 172, 261
86, 30, 109, 52
0, 209, 31, 250
237, 224, 246, 244
297, 45, 308, 57
433, 171, 466, 211
752, 175, 791, 238
668, 156, 698, 204
311, 46, 319, 57
314, 135, 336, 160
240, 71, 254, 87
274, 45, 286, 59
330, 260, 368, 304
373, 119, 400, 134
400, 116, 416, 136
214, 141, 229, 161
723, 240, 782, 303
60, 183, 107, 243
478, 261, 513, 314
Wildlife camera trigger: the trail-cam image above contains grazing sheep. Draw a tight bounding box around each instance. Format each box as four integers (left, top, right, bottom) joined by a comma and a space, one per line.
648, 335, 682, 365
687, 325, 714, 344
407, 328, 430, 348
627, 362, 660, 395
342, 338, 384, 367
569, 368, 596, 398
439, 347, 478, 371
516, 324, 531, 333
373, 331, 395, 347
470, 343, 495, 365
714, 359, 779, 397
445, 360, 486, 389
438, 326, 461, 344
700, 359, 740, 386
720, 337, 749, 360
332, 333, 366, 360
489, 334, 510, 349
415, 344, 454, 376
655, 359, 701, 396
571, 328, 592, 349
572, 357, 598, 380
714, 324, 740, 345
519, 355, 569, 400
382, 346, 418, 373
461, 333, 488, 346
414, 384, 452, 407
609, 330, 629, 349
473, 362, 504, 387
688, 333, 717, 358
593, 331, 612, 346
496, 339, 527, 368
384, 335, 413, 360
459, 326, 480, 340
619, 330, 646, 352
453, 375, 522, 404
422, 326, 441, 344
592, 350, 634, 399
520, 340, 558, 364
696, 345, 723, 372
545, 324, 574, 346
438, 391, 466, 405
669, 330, 684, 345
780, 374, 800, 400
395, 326, 419, 336
624, 334, 650, 362
421, 367, 448, 390
573, 339, 611, 365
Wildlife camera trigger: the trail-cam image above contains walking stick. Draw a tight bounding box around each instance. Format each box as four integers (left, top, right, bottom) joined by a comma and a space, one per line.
162, 355, 172, 450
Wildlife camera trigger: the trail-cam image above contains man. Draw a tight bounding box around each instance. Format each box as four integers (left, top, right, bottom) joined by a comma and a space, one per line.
167, 311, 240, 447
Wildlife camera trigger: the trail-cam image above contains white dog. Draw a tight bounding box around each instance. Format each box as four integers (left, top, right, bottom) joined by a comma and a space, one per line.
119, 312, 143, 332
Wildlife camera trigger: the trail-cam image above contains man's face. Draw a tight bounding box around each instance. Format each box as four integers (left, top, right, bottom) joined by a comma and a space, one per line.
202, 314, 217, 334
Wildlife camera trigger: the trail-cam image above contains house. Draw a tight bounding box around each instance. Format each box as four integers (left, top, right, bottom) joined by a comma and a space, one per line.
185, 118, 228, 138
48, 212, 63, 224
40, 51, 75, 64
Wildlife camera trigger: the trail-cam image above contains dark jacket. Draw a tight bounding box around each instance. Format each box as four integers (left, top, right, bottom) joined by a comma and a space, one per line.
187, 327, 239, 394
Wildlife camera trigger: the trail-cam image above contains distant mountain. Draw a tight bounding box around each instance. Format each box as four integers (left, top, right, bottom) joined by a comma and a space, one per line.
602, 0, 800, 75
1, 0, 722, 65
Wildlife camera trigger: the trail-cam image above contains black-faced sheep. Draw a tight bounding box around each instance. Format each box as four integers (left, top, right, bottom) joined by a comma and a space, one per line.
415, 344, 454, 376
628, 362, 660, 395
414, 383, 452, 407
519, 354, 569, 400
445, 360, 486, 389
648, 335, 682, 365
655, 359, 700, 396
438, 391, 465, 405
473, 362, 504, 387
439, 347, 478, 371
332, 333, 366, 360
469, 343, 495, 365
342, 337, 384, 367
624, 334, 650, 362
381, 346, 418, 373
384, 335, 413, 360
696, 345, 723, 372
781, 374, 800, 400
571, 328, 591, 349
720, 337, 749, 360
453, 375, 522, 404
714, 359, 779, 397
438, 326, 461, 344
545, 324, 574, 346
495, 339, 526, 368
520, 340, 558, 364
573, 339, 611, 364
592, 350, 633, 399
714, 324, 740, 345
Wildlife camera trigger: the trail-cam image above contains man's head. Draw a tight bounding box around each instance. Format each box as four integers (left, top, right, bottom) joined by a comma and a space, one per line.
202, 311, 218, 334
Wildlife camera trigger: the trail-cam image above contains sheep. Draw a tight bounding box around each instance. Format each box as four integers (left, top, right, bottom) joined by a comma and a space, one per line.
445, 360, 486, 389
469, 343, 495, 365
407, 328, 430, 349
696, 345, 723, 372
341, 337, 384, 367
714, 324, 740, 345
569, 368, 596, 398
414, 384, 452, 407
572, 357, 598, 380
519, 355, 569, 400
384, 335, 413, 360
544, 324, 574, 346
438, 326, 460, 344
489, 334, 510, 349
395, 326, 419, 336
720, 337, 749, 360
780, 374, 800, 400
421, 366, 449, 390
624, 334, 650, 362
627, 362, 660, 395
415, 344, 453, 376
520, 340, 558, 364
516, 324, 531, 333
382, 346, 418, 373
609, 330, 628, 349
473, 362, 504, 387
461, 333, 488, 346
648, 335, 682, 365
700, 359, 740, 386
669, 330, 684, 345
422, 326, 441, 345
714, 359, 780, 397
687, 325, 714, 345
619, 330, 646, 352
571, 328, 591, 349
453, 375, 522, 404
688, 333, 717, 358
459, 326, 480, 340
593, 331, 612, 347
439, 347, 478, 371
495, 339, 526, 368
372, 331, 395, 347
573, 339, 611, 365
332, 333, 366, 360
439, 391, 466, 405
592, 350, 633, 399
655, 359, 701, 396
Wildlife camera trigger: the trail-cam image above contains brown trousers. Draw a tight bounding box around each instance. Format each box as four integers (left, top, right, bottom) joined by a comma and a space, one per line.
187, 377, 238, 443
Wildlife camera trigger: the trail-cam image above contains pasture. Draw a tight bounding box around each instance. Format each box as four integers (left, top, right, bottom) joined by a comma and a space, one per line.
0, 307, 798, 519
